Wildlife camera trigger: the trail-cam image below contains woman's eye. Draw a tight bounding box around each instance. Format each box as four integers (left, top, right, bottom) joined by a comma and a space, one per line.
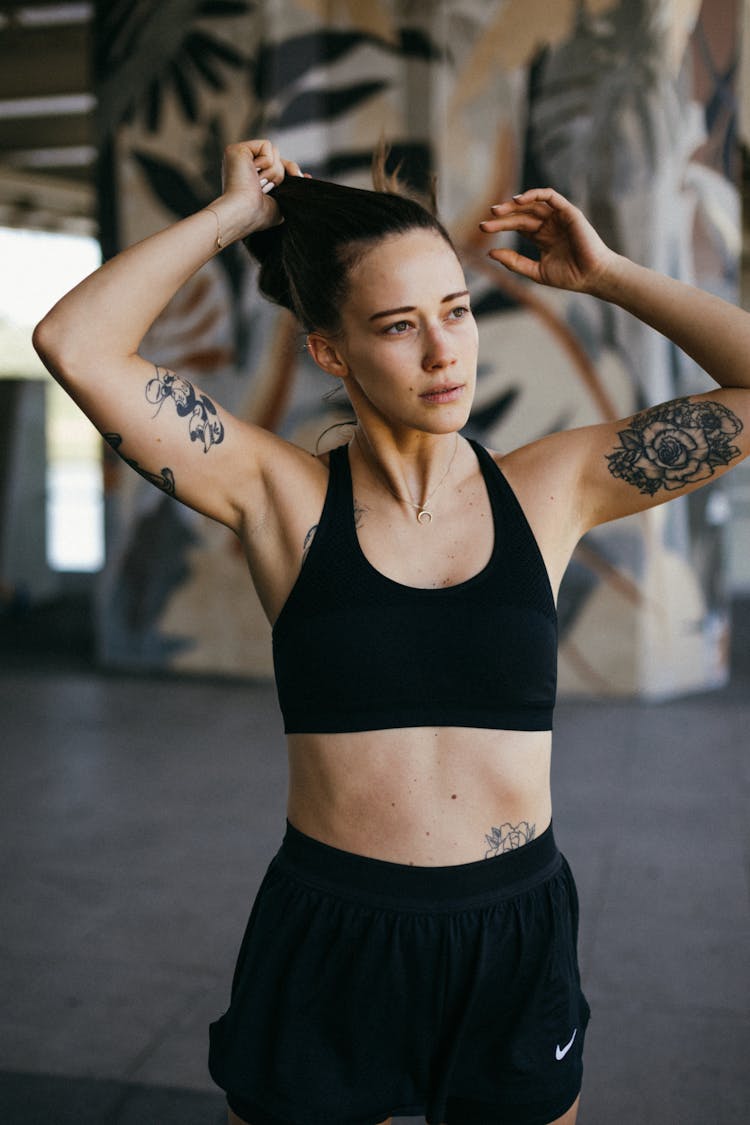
384, 320, 411, 335
448, 305, 471, 320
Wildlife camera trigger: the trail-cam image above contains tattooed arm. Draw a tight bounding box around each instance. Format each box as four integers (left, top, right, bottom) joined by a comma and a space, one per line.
32, 141, 305, 530
482, 188, 750, 531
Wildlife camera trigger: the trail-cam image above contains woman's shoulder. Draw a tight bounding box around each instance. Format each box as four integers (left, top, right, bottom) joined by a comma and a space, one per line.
491, 429, 580, 480
487, 432, 584, 528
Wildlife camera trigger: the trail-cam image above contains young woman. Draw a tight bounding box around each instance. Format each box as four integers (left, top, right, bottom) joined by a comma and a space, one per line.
33, 139, 749, 1125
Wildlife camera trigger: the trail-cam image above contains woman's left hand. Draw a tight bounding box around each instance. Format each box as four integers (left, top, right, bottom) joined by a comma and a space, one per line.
480, 187, 616, 294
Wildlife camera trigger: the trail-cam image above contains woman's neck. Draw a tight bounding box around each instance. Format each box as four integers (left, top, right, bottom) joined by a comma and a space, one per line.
351, 425, 463, 518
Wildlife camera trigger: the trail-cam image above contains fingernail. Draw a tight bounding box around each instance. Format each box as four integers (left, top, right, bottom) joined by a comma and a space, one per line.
261, 181, 275, 194
512, 193, 524, 201
259, 177, 269, 186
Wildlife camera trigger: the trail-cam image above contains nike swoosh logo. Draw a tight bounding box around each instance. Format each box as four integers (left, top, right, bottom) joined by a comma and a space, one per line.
555, 1028, 577, 1060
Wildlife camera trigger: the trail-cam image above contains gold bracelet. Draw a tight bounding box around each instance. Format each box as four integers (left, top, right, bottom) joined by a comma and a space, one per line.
205, 207, 224, 250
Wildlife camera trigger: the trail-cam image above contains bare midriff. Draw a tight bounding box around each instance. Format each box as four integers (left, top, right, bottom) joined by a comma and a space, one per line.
286, 726, 552, 866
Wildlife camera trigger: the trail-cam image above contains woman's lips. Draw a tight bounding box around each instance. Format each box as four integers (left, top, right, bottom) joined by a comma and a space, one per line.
420, 384, 464, 404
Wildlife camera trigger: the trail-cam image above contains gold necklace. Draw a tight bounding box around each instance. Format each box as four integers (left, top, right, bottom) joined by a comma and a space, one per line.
354, 430, 459, 525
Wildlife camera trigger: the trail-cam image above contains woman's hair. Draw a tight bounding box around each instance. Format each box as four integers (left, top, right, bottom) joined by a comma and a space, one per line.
244, 156, 455, 335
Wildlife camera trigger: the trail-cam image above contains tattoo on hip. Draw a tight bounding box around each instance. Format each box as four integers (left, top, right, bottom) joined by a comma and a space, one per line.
484, 820, 536, 858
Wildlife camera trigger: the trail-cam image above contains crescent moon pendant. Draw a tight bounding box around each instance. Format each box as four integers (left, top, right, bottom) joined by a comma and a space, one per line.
417, 509, 432, 525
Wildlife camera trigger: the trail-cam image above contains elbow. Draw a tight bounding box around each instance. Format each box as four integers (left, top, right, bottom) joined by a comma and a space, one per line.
32, 316, 75, 382
32, 316, 57, 366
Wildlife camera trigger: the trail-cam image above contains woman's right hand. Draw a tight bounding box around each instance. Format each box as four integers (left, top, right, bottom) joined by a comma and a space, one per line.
216, 139, 304, 240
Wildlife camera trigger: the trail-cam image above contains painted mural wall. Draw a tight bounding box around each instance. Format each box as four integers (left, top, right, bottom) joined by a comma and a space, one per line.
93, 0, 741, 695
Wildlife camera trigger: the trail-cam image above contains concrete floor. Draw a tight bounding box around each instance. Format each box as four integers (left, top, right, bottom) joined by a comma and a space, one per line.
1, 618, 749, 1123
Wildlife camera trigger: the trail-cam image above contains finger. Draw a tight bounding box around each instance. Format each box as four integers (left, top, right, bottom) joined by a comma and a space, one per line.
222, 141, 273, 197
253, 142, 282, 176
486, 200, 552, 220
488, 246, 542, 283
223, 139, 270, 172
269, 145, 288, 185
282, 158, 305, 178
480, 214, 546, 235
247, 138, 274, 165
255, 145, 286, 193
239, 139, 275, 177
501, 202, 552, 220
509, 186, 576, 214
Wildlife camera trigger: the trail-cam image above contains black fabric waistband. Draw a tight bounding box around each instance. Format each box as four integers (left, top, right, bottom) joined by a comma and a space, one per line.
273, 819, 561, 912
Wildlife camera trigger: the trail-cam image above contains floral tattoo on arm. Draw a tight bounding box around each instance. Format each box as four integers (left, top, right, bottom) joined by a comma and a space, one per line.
606, 397, 743, 495
145, 365, 225, 453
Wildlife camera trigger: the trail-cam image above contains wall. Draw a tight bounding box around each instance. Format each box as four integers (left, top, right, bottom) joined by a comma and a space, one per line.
93, 0, 741, 694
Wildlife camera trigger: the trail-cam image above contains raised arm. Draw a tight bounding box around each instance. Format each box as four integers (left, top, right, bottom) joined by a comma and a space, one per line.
481, 188, 750, 531
32, 140, 303, 531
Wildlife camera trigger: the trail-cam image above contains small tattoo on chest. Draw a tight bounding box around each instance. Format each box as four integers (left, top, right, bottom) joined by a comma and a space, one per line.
302, 502, 367, 561
484, 820, 536, 858
301, 524, 318, 563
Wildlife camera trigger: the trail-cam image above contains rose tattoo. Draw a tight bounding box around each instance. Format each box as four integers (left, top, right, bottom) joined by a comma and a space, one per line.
606, 397, 743, 496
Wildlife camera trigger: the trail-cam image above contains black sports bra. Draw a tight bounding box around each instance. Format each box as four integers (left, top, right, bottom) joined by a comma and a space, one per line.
272, 438, 557, 734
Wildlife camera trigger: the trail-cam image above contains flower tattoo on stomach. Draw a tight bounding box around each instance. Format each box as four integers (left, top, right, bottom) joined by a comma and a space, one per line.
606, 397, 743, 495
484, 820, 536, 858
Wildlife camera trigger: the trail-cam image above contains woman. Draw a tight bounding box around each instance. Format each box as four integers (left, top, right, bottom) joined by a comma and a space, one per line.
33, 139, 748, 1125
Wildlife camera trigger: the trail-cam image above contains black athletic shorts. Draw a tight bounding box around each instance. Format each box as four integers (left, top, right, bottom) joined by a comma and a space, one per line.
209, 820, 590, 1125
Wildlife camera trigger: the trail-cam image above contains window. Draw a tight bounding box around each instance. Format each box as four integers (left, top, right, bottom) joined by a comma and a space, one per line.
0, 225, 103, 572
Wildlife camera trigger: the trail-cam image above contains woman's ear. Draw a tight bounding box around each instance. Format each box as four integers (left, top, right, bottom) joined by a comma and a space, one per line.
306, 333, 349, 379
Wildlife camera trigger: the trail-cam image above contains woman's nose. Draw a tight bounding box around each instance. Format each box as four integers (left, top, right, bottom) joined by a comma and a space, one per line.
422, 326, 457, 370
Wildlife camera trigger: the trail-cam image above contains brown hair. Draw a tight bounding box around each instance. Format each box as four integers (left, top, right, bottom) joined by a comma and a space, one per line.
244, 153, 454, 335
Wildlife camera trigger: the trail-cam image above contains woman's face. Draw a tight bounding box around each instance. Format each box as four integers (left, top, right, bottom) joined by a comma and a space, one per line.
331, 229, 478, 435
